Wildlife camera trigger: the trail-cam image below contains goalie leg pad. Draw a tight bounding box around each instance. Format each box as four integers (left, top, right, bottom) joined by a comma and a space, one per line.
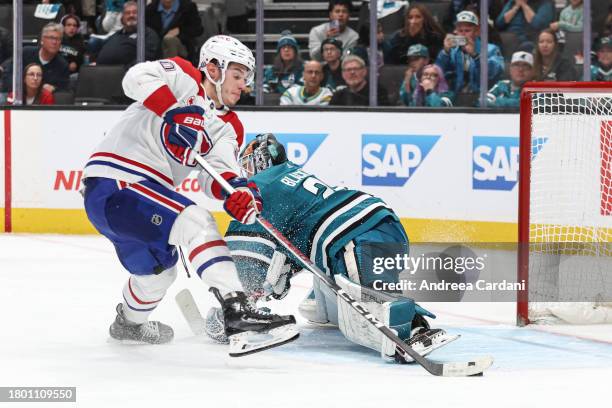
298, 278, 333, 324
169, 205, 243, 295
335, 274, 417, 356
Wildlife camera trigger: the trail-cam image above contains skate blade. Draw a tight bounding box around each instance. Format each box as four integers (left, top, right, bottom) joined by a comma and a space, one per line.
402, 333, 461, 363
107, 337, 154, 346
228, 325, 300, 357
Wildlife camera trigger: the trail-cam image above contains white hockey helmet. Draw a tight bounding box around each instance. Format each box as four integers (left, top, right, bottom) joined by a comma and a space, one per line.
199, 35, 255, 87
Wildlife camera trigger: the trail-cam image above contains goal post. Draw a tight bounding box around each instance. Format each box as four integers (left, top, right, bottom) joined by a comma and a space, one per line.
517, 82, 612, 326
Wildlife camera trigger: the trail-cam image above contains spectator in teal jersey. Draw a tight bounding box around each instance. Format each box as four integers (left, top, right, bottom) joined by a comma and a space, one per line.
495, 0, 554, 44
483, 51, 534, 108
263, 30, 304, 94
409, 64, 454, 107
591, 36, 611, 82
399, 44, 430, 106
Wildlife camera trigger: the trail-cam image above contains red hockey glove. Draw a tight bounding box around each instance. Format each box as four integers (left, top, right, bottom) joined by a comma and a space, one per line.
223, 178, 263, 225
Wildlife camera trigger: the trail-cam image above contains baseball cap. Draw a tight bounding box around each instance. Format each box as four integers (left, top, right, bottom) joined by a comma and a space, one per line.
597, 35, 611, 50
321, 38, 343, 53
407, 44, 429, 58
511, 51, 534, 67
456, 10, 479, 26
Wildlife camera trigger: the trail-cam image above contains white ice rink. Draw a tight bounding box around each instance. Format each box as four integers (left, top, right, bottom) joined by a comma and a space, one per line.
1, 234, 612, 408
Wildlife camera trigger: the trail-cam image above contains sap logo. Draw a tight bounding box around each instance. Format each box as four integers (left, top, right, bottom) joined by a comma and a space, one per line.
472, 136, 548, 191
362, 134, 440, 186
472, 137, 519, 191
245, 133, 327, 166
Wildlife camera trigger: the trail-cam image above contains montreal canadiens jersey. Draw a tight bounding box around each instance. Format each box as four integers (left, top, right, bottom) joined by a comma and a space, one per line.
225, 161, 403, 281
83, 57, 244, 200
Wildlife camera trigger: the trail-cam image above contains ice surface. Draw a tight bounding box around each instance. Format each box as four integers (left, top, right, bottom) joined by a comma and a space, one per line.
1, 234, 611, 408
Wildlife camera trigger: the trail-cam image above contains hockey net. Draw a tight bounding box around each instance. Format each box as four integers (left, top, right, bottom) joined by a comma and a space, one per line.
517, 82, 612, 325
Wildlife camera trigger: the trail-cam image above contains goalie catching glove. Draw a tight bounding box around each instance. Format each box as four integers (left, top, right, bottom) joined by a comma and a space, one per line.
223, 177, 263, 225
162, 105, 211, 166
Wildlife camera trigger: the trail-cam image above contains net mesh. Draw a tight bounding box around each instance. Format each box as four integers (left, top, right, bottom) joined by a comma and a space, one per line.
528, 91, 612, 323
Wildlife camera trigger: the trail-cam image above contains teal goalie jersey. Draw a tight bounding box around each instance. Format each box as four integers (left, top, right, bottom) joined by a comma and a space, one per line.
225, 161, 404, 280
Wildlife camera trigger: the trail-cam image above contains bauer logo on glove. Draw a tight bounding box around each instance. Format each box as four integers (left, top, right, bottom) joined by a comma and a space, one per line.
161, 105, 212, 167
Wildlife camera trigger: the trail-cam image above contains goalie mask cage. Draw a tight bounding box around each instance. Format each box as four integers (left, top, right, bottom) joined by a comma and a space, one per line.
517, 82, 612, 326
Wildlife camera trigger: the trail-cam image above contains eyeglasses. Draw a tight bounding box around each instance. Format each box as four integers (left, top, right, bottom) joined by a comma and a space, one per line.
342, 67, 364, 73
26, 72, 43, 78
422, 73, 439, 79
43, 35, 61, 42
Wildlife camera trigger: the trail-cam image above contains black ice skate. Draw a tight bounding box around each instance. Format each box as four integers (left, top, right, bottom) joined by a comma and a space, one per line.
214, 290, 299, 356
109, 303, 174, 344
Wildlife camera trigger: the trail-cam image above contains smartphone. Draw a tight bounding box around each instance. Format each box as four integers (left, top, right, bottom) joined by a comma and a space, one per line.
330, 19, 340, 31
449, 35, 467, 47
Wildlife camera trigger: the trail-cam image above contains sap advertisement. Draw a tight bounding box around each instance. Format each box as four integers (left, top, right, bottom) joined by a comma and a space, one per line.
6, 109, 520, 227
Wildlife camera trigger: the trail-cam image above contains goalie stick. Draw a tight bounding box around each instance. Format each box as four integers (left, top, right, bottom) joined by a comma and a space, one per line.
194, 154, 493, 377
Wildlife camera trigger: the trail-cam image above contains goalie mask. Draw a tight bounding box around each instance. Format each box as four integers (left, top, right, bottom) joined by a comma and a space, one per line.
239, 133, 287, 177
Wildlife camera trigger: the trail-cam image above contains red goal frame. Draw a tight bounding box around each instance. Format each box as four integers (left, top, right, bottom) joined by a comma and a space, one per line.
517, 82, 612, 326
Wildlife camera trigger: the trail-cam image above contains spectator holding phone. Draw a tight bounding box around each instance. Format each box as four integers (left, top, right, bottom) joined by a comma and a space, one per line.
384, 3, 445, 65
590, 36, 611, 82
7, 63, 55, 105
309, 0, 358, 61
533, 28, 577, 81
436, 11, 504, 96
495, 0, 554, 44
399, 44, 430, 106
409, 64, 454, 107
484, 51, 534, 108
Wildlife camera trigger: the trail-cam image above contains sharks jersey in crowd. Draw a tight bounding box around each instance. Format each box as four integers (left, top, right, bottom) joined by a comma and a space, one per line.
225, 161, 404, 286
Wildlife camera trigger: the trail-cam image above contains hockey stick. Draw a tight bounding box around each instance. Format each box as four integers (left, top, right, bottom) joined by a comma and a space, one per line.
194, 154, 493, 376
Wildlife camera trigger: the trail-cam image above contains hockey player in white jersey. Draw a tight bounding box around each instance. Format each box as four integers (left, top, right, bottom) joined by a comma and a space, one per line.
82, 36, 297, 352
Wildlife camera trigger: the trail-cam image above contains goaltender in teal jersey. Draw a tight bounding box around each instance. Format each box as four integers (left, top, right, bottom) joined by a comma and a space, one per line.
203, 133, 458, 363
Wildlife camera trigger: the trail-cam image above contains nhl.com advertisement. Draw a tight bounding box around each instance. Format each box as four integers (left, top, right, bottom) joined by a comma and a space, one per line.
3, 108, 611, 407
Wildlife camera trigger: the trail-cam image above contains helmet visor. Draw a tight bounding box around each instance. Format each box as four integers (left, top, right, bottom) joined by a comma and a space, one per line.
226, 64, 254, 87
